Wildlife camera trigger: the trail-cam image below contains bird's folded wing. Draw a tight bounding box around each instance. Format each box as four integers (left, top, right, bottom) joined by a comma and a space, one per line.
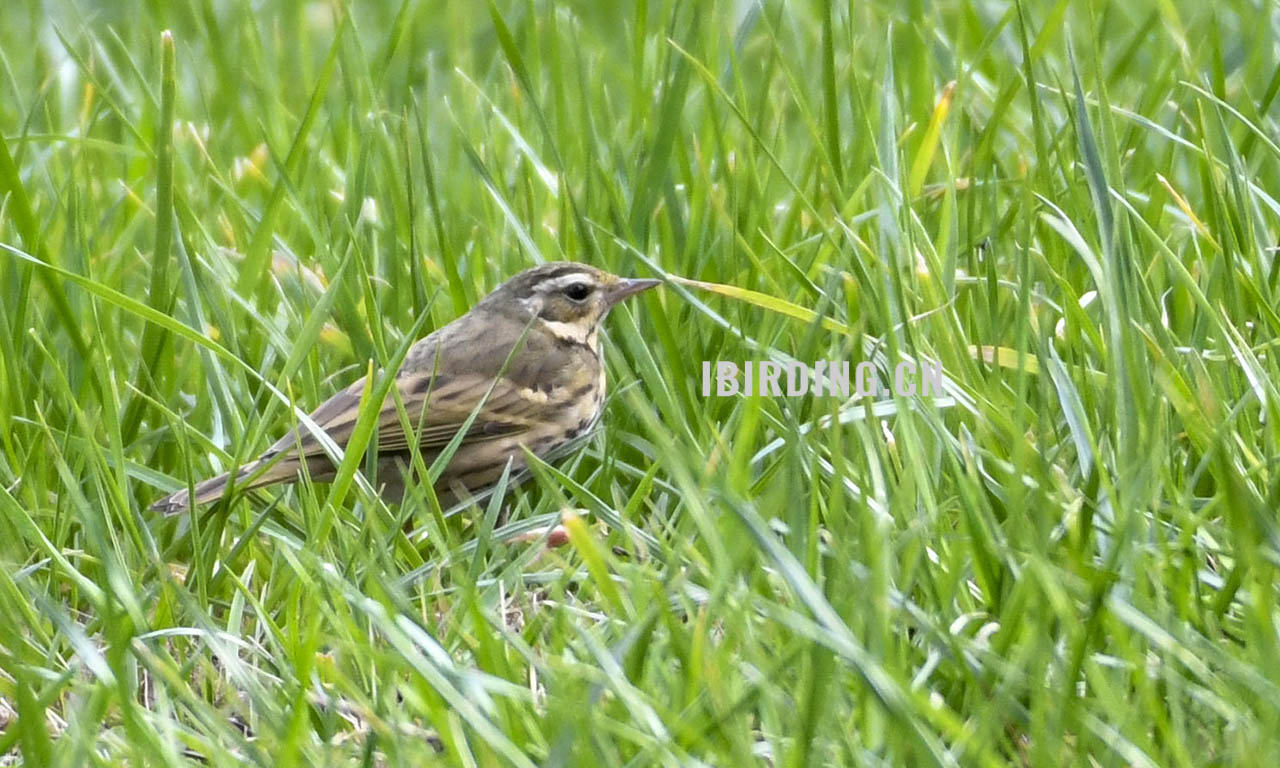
262, 371, 536, 462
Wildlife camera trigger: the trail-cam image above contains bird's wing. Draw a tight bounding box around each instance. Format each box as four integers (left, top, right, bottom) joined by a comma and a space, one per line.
260, 370, 539, 464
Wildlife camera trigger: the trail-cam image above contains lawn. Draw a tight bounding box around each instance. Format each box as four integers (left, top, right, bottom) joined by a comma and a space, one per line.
2, 0, 1279, 765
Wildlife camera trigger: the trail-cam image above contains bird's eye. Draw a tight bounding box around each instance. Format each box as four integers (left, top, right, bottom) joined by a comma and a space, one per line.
564, 282, 592, 302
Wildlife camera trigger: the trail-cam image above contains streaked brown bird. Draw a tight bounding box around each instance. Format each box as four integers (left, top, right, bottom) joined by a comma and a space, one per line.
151, 262, 660, 514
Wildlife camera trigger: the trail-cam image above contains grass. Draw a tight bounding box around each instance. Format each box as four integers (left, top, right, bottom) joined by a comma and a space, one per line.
2, 0, 1279, 764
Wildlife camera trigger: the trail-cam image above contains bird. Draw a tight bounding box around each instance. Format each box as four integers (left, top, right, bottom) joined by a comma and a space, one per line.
151, 262, 660, 514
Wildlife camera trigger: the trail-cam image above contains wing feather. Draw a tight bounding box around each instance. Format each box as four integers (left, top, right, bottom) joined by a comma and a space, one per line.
263, 370, 542, 463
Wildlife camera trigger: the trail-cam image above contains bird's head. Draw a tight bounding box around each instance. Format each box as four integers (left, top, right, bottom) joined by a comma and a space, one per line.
485, 262, 660, 347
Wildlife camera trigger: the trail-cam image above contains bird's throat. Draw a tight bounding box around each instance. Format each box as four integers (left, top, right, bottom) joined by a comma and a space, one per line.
540, 318, 598, 353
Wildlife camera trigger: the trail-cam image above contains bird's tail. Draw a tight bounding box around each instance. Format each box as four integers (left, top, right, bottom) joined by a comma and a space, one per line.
150, 458, 295, 515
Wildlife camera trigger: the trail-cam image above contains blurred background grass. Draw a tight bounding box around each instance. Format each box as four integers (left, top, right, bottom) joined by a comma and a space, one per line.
3, 0, 1280, 765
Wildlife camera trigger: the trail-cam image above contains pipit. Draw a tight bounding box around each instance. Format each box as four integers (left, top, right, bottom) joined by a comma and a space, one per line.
151, 262, 660, 514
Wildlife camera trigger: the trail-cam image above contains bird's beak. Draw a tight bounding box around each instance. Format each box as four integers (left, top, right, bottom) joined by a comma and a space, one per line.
605, 277, 661, 307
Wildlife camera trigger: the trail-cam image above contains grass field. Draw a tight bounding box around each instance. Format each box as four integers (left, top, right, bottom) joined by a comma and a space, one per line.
3, 0, 1280, 765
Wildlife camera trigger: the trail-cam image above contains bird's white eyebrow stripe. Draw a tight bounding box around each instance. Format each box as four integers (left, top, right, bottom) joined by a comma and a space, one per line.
538, 273, 595, 291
